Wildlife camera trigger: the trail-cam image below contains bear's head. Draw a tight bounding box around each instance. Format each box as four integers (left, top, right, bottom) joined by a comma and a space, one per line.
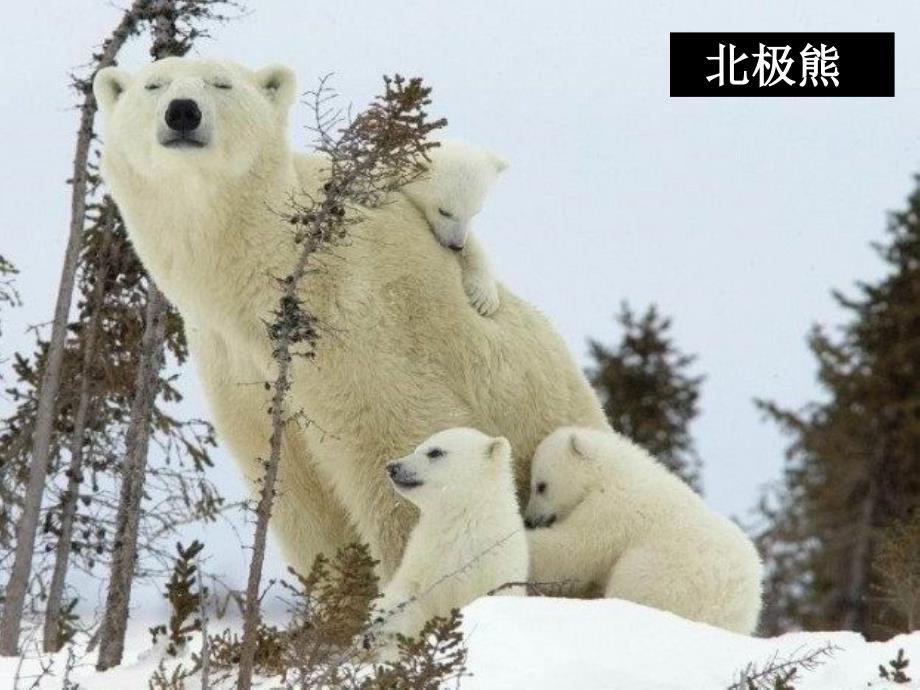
402, 141, 507, 251
524, 428, 603, 529
93, 57, 297, 181
385, 427, 512, 510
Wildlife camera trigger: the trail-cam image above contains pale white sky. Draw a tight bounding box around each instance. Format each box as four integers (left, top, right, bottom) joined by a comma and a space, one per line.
2, 1, 919, 600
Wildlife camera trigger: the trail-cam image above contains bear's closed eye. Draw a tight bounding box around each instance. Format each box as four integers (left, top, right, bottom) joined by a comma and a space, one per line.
438, 208, 453, 219
427, 448, 444, 459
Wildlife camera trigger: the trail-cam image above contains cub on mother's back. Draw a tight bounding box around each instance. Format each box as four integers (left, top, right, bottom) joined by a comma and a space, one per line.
401, 140, 507, 317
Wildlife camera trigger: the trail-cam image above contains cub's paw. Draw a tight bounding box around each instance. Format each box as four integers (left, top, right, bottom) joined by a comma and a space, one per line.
362, 627, 401, 663
464, 278, 500, 317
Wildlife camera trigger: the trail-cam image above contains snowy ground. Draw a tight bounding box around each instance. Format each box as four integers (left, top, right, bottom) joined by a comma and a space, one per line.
2, 598, 918, 689
462, 599, 919, 689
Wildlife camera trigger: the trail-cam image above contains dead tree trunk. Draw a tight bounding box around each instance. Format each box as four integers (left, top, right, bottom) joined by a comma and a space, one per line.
95, 2, 182, 670
95, 285, 167, 671
42, 209, 116, 653
236, 333, 293, 690
237, 229, 327, 689
0, 2, 151, 657
236, 199, 339, 690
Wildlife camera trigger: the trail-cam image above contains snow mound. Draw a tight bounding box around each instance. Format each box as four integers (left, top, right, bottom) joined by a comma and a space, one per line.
3, 597, 918, 689
461, 597, 920, 690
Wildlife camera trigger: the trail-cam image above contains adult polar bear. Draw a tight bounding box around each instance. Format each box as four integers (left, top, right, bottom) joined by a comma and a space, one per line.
93, 57, 608, 578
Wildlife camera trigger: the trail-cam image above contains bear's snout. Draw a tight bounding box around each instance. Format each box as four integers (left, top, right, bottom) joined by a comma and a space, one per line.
386, 461, 424, 489
524, 514, 556, 530
166, 98, 202, 132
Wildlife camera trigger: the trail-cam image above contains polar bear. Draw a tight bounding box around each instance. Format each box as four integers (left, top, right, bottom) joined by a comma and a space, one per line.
524, 427, 763, 634
402, 141, 507, 316
92, 57, 608, 579
375, 427, 527, 642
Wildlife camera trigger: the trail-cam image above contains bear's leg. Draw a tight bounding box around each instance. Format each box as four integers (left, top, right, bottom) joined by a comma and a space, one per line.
459, 234, 500, 316
274, 426, 359, 575
604, 544, 759, 633
377, 575, 420, 634
603, 545, 726, 628
189, 329, 355, 575
344, 464, 418, 581
301, 435, 419, 581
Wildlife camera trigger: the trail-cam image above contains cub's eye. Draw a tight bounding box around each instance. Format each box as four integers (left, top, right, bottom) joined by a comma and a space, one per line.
536, 481, 547, 495
212, 80, 232, 90
144, 82, 162, 91
426, 448, 444, 460
438, 208, 453, 219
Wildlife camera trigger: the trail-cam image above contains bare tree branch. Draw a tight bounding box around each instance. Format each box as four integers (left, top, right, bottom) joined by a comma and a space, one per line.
42, 204, 116, 653
0, 0, 153, 657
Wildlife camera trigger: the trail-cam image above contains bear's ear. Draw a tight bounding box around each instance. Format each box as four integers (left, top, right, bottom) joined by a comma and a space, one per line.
569, 432, 588, 460
491, 154, 509, 174
486, 436, 511, 461
93, 67, 131, 114
256, 64, 297, 109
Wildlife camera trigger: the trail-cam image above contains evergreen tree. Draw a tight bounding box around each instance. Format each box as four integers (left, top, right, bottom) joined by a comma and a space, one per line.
586, 303, 704, 492
0, 255, 20, 338
754, 175, 920, 638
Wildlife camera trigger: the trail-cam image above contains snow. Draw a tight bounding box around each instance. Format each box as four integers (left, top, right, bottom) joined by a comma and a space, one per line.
461, 598, 920, 689
2, 597, 918, 689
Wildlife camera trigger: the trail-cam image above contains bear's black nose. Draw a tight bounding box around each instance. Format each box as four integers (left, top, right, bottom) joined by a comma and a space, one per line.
386, 463, 401, 478
524, 514, 556, 529
165, 99, 202, 132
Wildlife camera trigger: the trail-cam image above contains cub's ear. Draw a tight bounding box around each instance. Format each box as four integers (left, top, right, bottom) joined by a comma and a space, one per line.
491, 154, 509, 174
93, 67, 131, 114
569, 432, 588, 459
487, 436, 511, 461
256, 64, 297, 109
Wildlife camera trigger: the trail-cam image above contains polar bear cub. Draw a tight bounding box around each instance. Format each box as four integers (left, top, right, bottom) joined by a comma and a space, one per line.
377, 427, 528, 641
524, 427, 763, 634
401, 141, 507, 316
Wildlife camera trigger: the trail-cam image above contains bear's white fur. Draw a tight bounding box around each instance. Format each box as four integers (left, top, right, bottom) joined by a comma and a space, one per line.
93, 57, 608, 579
402, 141, 507, 316
376, 427, 527, 641
524, 427, 763, 634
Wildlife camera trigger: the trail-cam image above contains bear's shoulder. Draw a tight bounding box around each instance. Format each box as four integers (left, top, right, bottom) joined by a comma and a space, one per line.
292, 151, 331, 194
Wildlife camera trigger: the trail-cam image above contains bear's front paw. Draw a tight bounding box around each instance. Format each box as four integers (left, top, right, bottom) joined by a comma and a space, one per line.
363, 626, 401, 663
464, 277, 500, 317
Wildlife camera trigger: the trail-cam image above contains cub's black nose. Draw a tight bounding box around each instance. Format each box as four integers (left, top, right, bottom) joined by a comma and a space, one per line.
165, 99, 202, 132
524, 514, 556, 529
386, 463, 401, 478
